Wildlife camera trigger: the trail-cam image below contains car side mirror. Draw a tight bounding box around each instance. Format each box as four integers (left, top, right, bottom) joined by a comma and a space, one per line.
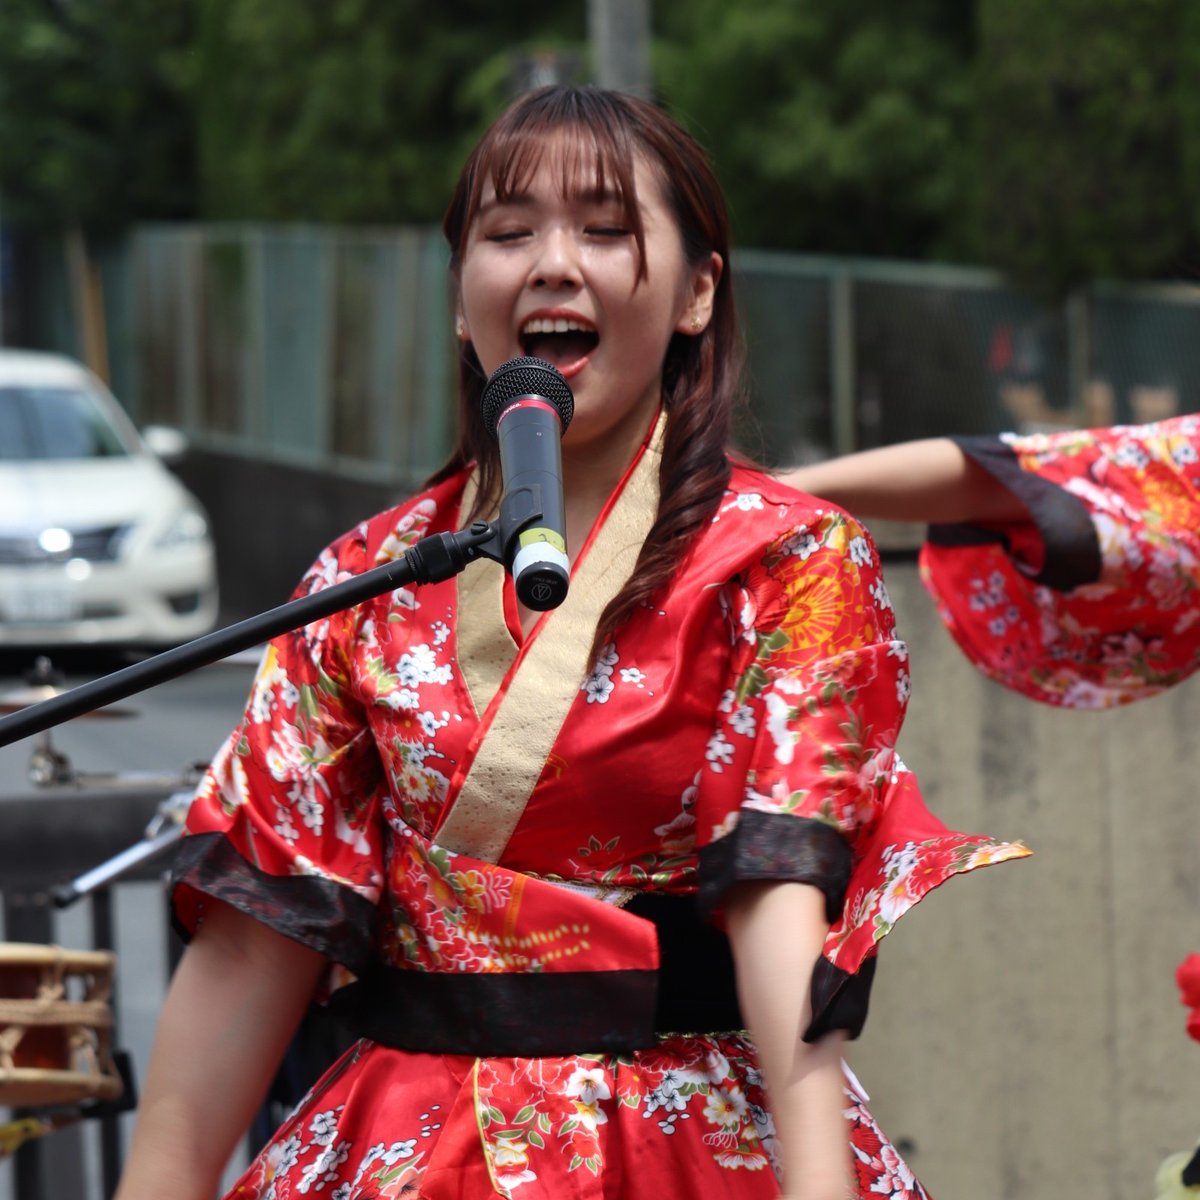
141, 424, 189, 462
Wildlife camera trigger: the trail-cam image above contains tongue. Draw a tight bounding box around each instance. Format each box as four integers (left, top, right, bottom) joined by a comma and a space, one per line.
525, 332, 596, 368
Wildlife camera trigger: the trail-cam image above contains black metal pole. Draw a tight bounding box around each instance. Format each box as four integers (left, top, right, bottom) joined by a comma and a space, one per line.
0, 523, 500, 748
90, 888, 125, 1196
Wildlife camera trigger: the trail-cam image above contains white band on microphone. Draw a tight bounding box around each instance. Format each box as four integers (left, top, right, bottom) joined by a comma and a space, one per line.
512, 541, 570, 582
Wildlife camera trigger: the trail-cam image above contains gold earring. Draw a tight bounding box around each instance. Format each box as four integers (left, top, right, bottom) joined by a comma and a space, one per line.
455, 315, 467, 339
690, 315, 703, 332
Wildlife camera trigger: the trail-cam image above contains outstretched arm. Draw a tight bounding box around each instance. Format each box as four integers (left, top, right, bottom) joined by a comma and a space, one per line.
114, 900, 328, 1200
726, 880, 849, 1200
779, 437, 1028, 525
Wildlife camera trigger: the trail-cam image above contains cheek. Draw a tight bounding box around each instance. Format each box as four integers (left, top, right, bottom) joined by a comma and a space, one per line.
459, 252, 515, 314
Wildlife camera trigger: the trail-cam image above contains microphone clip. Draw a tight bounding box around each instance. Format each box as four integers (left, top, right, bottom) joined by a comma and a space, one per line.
402, 482, 566, 610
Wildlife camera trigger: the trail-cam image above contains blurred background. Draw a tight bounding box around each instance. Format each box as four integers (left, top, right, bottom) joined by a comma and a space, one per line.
0, 2, 1196, 1197
3, 0, 1200, 613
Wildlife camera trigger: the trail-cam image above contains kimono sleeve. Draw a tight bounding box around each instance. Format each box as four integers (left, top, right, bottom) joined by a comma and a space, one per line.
695, 509, 1028, 1038
171, 534, 386, 974
695, 510, 914, 924
921, 415, 1200, 708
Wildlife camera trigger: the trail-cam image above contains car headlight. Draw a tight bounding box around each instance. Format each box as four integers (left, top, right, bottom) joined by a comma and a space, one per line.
153, 506, 210, 551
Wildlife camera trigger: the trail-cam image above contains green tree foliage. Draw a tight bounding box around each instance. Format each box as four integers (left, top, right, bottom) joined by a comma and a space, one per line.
4, 0, 1198, 292
192, 0, 584, 223
0, 0, 195, 232
655, 0, 975, 259
1164, 1, 1200, 268
968, 0, 1195, 292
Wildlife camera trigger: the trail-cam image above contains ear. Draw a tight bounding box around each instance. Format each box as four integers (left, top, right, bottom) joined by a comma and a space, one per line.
455, 312, 470, 342
676, 251, 723, 336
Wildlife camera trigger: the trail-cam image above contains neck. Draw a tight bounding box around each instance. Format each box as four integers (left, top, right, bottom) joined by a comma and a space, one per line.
560, 407, 660, 562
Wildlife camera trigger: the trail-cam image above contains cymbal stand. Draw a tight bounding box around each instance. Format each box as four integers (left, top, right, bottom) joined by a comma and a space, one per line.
50, 789, 194, 909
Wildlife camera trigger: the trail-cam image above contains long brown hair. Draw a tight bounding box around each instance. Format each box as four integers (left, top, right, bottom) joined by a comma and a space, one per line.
433, 86, 745, 657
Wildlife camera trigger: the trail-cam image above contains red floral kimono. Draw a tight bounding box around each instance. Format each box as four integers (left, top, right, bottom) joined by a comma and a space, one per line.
920, 415, 1200, 708
174, 415, 1027, 1199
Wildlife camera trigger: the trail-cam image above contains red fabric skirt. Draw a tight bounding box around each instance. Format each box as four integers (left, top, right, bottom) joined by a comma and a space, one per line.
226, 1035, 928, 1199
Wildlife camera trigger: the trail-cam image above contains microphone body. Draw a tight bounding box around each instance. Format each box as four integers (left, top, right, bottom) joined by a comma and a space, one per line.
480, 357, 574, 611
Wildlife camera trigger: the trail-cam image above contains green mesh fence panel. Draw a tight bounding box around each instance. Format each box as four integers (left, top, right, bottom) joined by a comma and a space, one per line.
131, 229, 188, 428
735, 259, 831, 467
260, 230, 330, 460
853, 276, 1072, 446
113, 230, 1200, 481
1090, 288, 1200, 424
197, 234, 250, 437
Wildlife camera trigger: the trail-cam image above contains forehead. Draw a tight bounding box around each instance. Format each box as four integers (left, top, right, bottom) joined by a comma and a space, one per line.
475, 129, 662, 212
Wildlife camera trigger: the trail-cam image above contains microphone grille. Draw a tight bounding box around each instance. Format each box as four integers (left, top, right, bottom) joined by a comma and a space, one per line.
481, 357, 575, 438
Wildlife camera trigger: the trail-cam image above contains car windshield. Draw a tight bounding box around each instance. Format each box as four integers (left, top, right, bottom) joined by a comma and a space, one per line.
0, 386, 133, 461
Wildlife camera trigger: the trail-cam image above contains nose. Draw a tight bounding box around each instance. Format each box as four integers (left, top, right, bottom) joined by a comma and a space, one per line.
529, 227, 581, 290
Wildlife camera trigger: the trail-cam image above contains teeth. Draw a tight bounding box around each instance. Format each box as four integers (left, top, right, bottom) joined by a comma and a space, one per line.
521, 317, 593, 335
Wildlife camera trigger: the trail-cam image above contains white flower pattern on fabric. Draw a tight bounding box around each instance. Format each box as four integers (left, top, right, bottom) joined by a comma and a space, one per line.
273, 803, 299, 844
296, 794, 325, 835
308, 1108, 341, 1147
582, 642, 619, 704
418, 710, 449, 738
397, 644, 452, 688
780, 527, 820, 560
849, 535, 873, 567
726, 493, 765, 513
705, 729, 735, 772
703, 1084, 748, 1130
763, 691, 795, 766
583, 673, 615, 704
729, 705, 757, 737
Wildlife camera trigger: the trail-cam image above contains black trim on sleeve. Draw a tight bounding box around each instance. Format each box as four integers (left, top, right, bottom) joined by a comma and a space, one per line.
170, 831, 377, 974
804, 955, 876, 1043
928, 435, 1102, 592
1183, 1145, 1200, 1187
697, 810, 853, 925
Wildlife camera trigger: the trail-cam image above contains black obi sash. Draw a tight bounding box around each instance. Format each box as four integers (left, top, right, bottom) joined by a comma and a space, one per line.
328, 892, 875, 1058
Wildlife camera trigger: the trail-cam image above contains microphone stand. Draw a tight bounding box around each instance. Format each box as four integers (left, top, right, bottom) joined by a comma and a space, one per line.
0, 492, 547, 748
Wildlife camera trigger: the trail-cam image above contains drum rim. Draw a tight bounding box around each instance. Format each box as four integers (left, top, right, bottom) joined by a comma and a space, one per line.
0, 1064, 124, 1106
0, 943, 115, 970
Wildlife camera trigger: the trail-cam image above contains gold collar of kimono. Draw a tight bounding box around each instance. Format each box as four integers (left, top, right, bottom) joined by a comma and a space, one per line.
435, 410, 665, 862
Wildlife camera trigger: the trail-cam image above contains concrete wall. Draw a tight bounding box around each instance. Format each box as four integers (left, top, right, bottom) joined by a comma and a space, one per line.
853, 562, 1199, 1200
174, 449, 412, 620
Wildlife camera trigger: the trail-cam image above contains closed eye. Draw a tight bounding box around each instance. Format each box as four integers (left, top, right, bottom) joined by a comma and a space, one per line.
485, 229, 531, 243
586, 226, 631, 238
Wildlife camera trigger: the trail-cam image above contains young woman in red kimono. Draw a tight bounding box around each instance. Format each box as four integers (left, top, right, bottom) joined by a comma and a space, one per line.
115, 87, 1027, 1200
782, 416, 1200, 708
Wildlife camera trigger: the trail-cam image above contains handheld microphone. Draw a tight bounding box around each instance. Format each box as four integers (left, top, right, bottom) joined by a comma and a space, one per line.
480, 356, 574, 611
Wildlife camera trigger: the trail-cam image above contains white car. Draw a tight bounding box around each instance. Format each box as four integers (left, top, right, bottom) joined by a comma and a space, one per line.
0, 350, 218, 648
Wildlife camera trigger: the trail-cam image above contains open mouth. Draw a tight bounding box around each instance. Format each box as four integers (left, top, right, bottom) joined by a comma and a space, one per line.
519, 317, 599, 373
